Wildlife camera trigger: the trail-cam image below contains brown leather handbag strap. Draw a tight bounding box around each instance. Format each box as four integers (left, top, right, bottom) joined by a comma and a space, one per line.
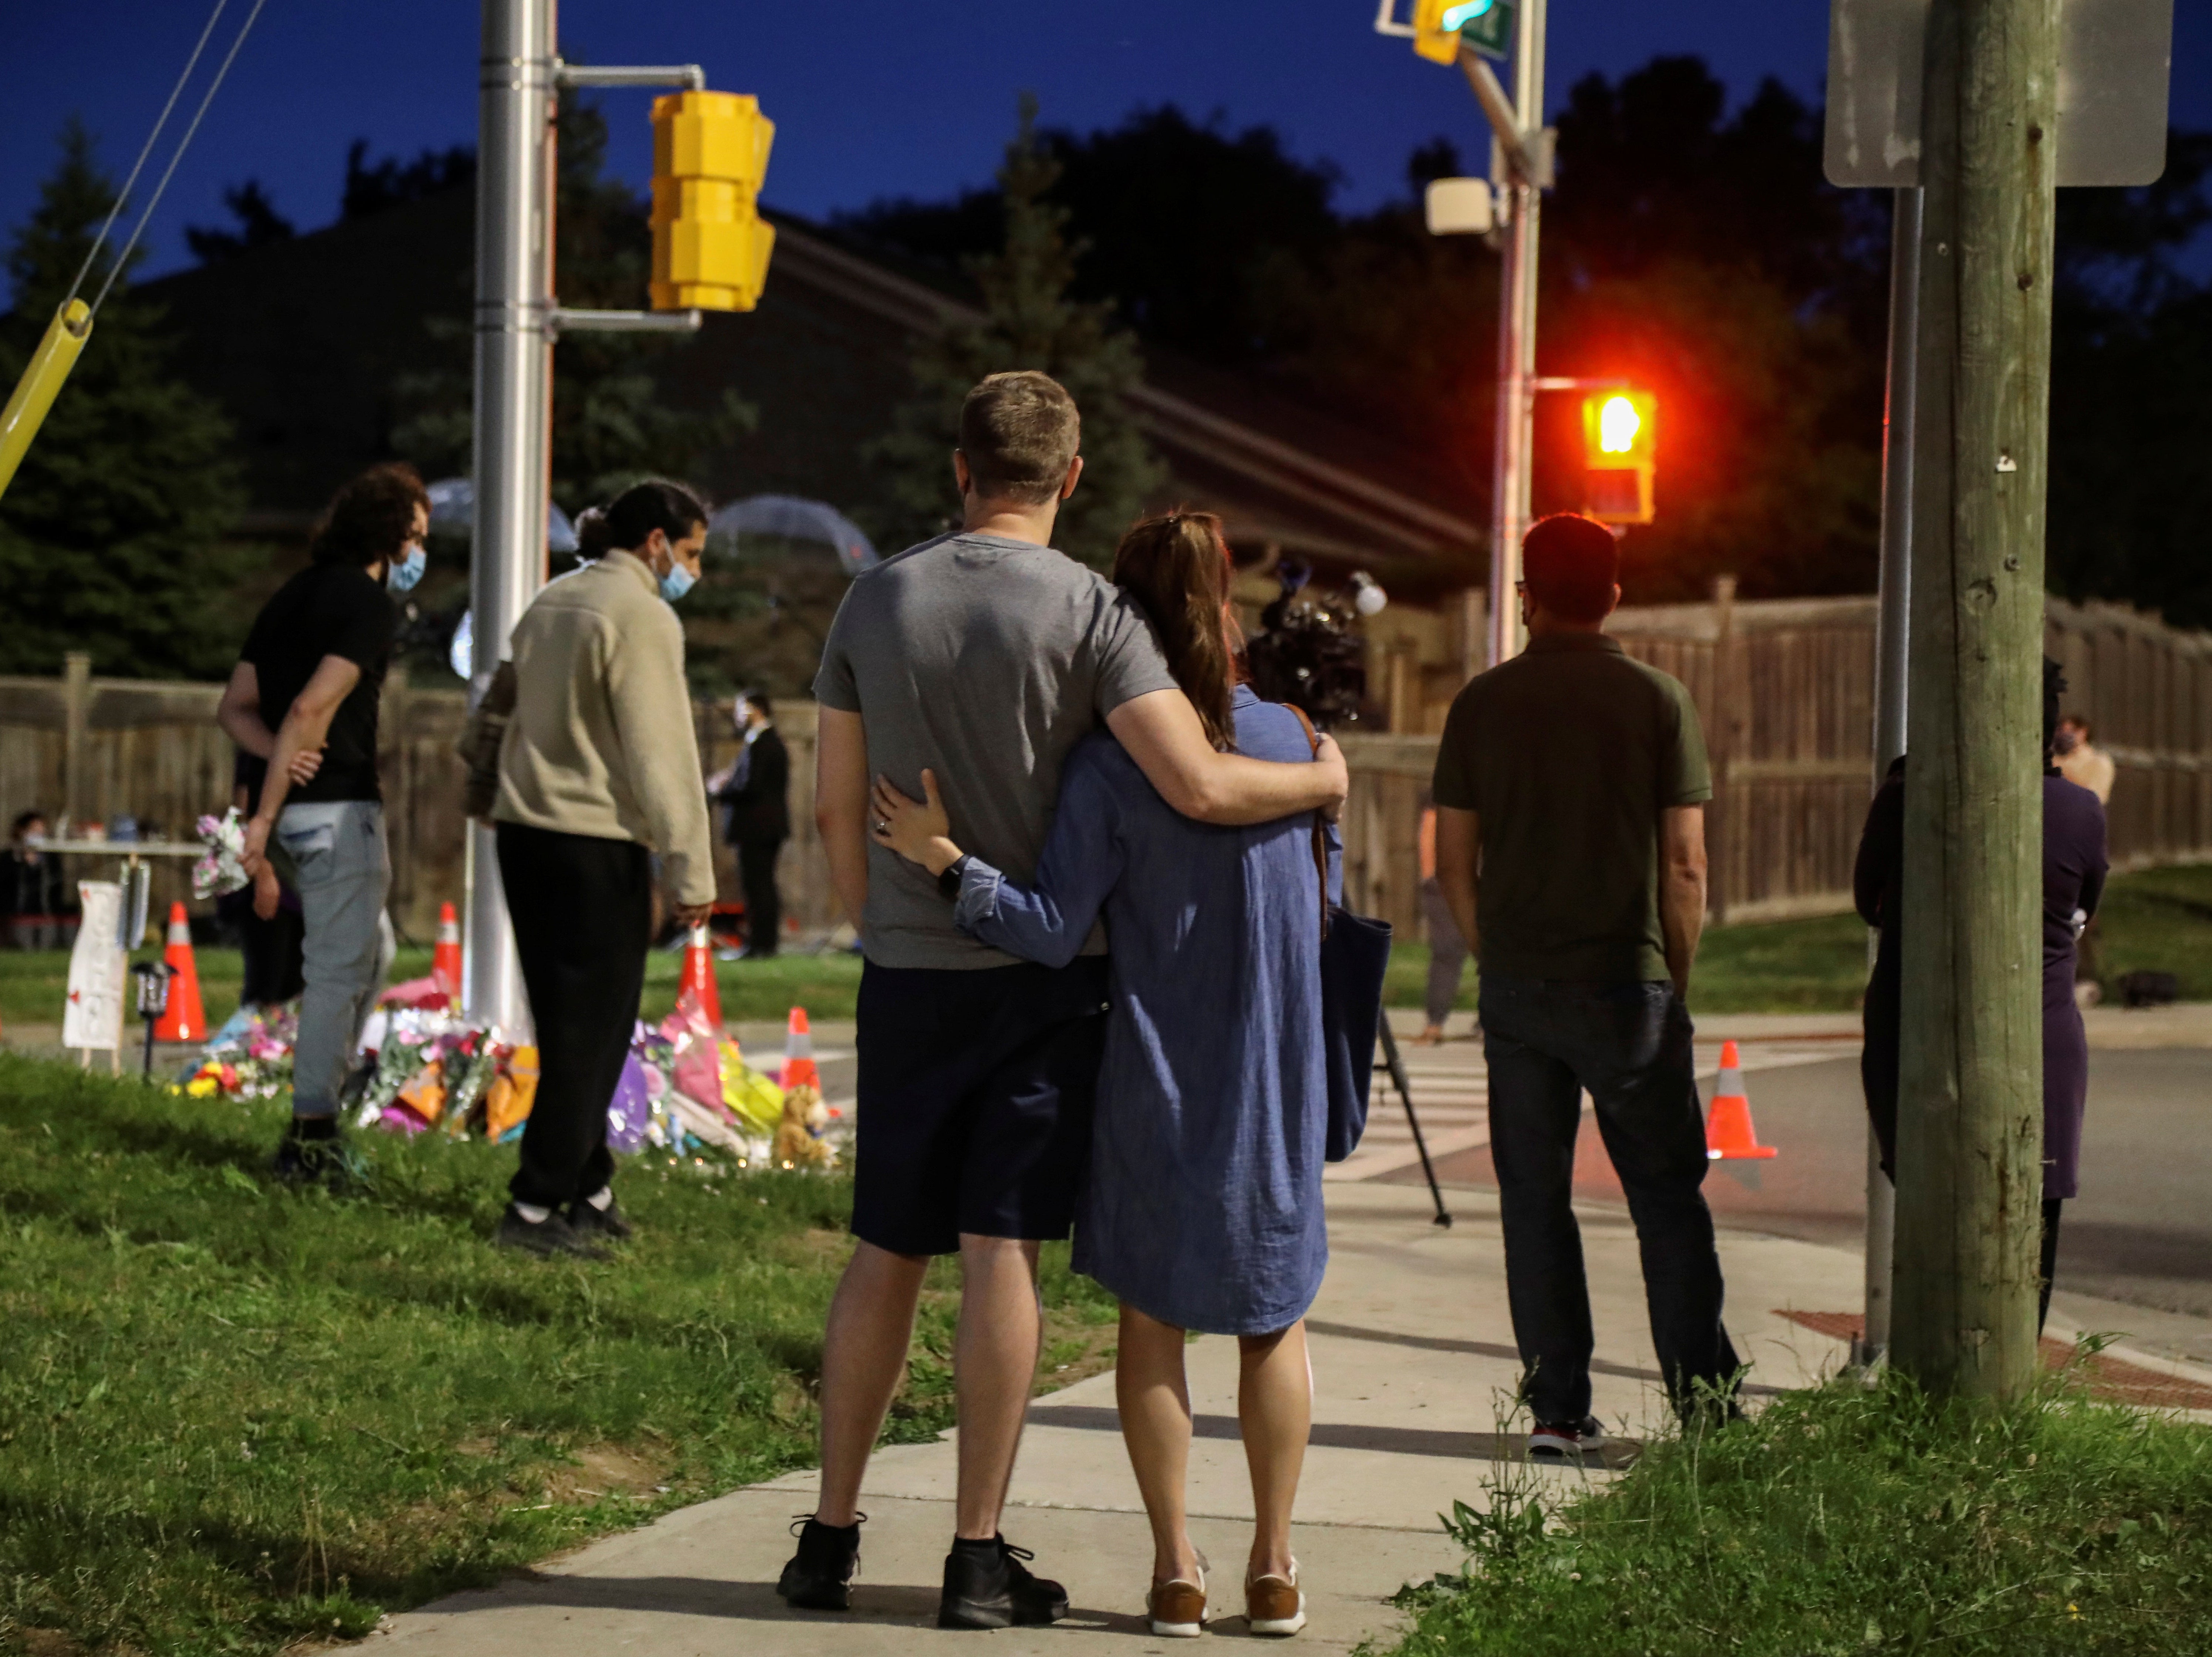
1283, 704, 1331, 941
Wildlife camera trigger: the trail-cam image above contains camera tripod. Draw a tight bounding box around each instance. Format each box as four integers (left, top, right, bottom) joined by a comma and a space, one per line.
1375, 1017, 1453, 1228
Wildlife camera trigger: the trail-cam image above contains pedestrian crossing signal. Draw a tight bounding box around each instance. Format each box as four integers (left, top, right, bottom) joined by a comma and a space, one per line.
1412, 0, 1516, 64
1582, 391, 1656, 524
650, 91, 776, 312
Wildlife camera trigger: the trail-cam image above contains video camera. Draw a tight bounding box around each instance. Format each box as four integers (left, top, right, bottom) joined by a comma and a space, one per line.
1244, 558, 1370, 731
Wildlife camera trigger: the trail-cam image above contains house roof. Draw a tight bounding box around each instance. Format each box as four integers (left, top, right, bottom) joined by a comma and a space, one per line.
142, 191, 1486, 578
758, 225, 1484, 568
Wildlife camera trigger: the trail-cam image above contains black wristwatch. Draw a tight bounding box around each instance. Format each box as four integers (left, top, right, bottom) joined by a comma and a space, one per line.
937, 855, 970, 901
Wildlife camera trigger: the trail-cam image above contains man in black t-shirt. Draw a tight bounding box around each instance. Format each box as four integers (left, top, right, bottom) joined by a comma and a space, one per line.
1432, 513, 1738, 1462
219, 464, 428, 1186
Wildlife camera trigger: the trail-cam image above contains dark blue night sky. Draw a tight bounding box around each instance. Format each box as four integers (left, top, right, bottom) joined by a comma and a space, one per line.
4, 1, 2207, 283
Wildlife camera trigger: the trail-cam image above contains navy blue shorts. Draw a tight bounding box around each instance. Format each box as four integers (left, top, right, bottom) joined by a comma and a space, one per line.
851, 956, 1110, 1258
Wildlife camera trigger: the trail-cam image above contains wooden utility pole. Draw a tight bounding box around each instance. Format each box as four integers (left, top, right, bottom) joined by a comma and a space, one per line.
1891, 0, 2058, 1398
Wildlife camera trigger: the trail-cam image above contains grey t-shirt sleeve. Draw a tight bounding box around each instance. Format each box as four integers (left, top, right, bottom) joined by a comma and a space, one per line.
812, 583, 864, 713
1662, 678, 1714, 806
1089, 590, 1180, 719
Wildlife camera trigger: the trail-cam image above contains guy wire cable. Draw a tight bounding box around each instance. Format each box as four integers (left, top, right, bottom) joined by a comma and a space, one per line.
63, 0, 230, 308
90, 0, 273, 317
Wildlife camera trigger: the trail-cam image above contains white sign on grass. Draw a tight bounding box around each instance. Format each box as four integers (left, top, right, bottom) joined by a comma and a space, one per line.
63, 880, 126, 1053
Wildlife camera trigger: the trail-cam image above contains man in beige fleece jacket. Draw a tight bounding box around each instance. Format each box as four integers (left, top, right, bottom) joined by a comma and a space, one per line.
489, 479, 715, 1258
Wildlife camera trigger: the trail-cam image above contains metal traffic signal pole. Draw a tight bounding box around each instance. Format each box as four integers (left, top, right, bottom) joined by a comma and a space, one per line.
1852, 184, 1921, 1371
468, 0, 711, 1031
1480, 0, 1544, 669
467, 0, 557, 1033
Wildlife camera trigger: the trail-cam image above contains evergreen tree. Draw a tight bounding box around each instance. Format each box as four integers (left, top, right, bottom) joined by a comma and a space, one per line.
865, 97, 1165, 568
184, 180, 294, 264
0, 119, 252, 678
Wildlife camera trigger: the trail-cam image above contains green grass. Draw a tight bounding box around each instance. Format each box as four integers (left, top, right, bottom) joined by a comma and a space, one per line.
1386, 913, 1872, 1019
2089, 863, 2212, 1002
1387, 861, 2212, 1018
0, 1053, 1115, 1656
1394, 1369, 2212, 1657
5, 862, 2204, 1036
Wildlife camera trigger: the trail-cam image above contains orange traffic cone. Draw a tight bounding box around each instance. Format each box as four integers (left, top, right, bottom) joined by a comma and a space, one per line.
1704, 1039, 1777, 1160
152, 902, 205, 1043
677, 922, 723, 1030
782, 1006, 817, 1091
432, 901, 463, 1008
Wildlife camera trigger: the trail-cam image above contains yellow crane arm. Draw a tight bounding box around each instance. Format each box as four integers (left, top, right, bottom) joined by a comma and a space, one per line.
0, 300, 94, 502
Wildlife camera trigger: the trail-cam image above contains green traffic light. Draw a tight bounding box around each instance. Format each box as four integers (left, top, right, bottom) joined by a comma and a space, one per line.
1440, 0, 1496, 28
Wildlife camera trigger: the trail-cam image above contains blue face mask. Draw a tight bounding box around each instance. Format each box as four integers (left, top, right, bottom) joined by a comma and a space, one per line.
659, 561, 696, 604
387, 543, 426, 594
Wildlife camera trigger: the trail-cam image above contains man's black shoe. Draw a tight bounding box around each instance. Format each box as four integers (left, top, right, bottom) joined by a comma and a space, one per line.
776, 1514, 862, 1611
271, 1124, 367, 1193
494, 1204, 608, 1260
938, 1535, 1068, 1630
567, 1194, 634, 1242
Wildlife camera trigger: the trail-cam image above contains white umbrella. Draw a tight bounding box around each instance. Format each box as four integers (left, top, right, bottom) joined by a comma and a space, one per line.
708, 494, 878, 577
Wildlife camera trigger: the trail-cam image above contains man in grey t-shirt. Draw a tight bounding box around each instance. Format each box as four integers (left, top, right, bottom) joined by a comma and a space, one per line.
780, 372, 1346, 1627
814, 527, 1176, 966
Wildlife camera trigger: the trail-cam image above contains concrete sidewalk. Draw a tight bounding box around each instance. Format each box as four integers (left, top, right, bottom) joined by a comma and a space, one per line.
373, 1180, 1864, 1657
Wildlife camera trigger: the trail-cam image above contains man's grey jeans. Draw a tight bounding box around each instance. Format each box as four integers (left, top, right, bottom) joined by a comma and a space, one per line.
272, 800, 395, 1117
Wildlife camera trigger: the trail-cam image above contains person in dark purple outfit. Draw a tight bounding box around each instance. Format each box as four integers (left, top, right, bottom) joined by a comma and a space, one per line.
1854, 658, 2109, 1331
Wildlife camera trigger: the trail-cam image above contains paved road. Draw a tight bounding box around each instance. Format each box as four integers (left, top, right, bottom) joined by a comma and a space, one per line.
1375, 1031, 2212, 1358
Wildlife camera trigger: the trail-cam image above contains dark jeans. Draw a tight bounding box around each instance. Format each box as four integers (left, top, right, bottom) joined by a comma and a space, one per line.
737, 836, 783, 956
1479, 972, 1741, 1424
498, 822, 652, 1210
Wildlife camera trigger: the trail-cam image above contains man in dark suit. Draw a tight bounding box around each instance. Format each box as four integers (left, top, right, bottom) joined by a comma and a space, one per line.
711, 689, 790, 957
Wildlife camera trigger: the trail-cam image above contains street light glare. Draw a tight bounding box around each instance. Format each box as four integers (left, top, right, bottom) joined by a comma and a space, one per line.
1599, 394, 1641, 455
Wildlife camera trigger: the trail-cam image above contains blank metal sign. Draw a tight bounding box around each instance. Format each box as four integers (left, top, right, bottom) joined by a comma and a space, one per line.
1825, 0, 2173, 187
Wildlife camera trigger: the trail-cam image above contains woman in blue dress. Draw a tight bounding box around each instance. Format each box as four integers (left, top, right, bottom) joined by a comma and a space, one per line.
871, 510, 1334, 1639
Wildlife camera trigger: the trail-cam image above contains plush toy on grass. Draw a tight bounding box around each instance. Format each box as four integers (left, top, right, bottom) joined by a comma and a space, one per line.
772, 1080, 834, 1170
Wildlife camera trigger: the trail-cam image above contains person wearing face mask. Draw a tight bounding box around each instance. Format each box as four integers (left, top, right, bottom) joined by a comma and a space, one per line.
225, 463, 427, 1187
707, 688, 790, 959
481, 479, 716, 1257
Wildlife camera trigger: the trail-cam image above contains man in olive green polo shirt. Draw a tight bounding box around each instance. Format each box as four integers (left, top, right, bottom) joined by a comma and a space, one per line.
1432, 513, 1741, 1461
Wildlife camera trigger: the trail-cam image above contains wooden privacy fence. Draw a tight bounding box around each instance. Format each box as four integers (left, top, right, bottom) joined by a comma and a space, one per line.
1335, 590, 2212, 937
7, 591, 2208, 947
0, 657, 837, 946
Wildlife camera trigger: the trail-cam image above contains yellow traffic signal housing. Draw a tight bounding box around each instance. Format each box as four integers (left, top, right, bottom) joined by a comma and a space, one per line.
1581, 390, 1656, 524
650, 91, 775, 312
1412, 0, 1461, 63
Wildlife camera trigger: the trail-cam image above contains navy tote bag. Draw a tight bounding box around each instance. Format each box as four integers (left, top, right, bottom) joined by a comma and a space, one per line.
1287, 708, 1393, 1161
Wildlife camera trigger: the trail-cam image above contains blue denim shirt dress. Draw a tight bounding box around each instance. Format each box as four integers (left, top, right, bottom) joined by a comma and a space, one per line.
951, 686, 1338, 1335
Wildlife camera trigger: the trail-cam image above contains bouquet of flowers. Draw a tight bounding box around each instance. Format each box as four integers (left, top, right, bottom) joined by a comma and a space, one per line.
176, 1006, 297, 1100
191, 809, 252, 900
439, 1029, 508, 1138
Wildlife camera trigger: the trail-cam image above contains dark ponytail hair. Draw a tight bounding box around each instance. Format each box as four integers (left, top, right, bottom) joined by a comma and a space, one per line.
310, 463, 429, 568
1111, 509, 1240, 752
586, 479, 709, 557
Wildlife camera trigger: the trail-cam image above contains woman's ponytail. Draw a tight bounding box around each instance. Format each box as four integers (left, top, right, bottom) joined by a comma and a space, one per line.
1111, 510, 1240, 752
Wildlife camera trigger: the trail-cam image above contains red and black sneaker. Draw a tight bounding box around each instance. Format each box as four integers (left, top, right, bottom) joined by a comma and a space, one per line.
1528, 1416, 1605, 1463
